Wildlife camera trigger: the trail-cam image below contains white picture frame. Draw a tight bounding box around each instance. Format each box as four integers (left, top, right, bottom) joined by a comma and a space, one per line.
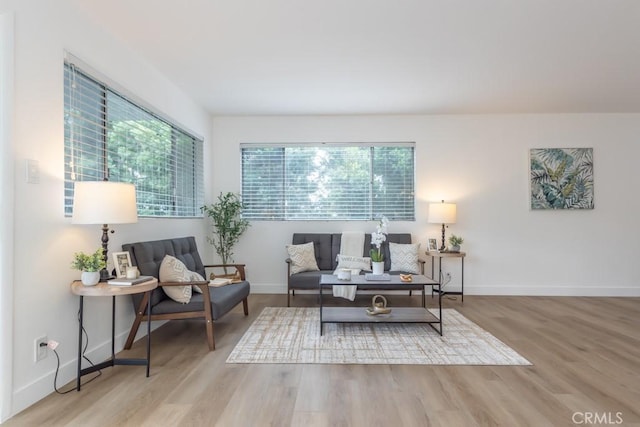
112, 251, 132, 278
427, 238, 439, 253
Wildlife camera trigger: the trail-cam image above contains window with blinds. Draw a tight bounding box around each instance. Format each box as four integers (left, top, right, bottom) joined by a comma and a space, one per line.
241, 143, 415, 221
64, 62, 204, 217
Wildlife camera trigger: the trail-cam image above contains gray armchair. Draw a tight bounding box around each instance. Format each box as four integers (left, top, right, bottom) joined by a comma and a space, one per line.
122, 236, 250, 350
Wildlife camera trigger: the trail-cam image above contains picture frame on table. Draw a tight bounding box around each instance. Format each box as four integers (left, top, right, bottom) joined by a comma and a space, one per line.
112, 251, 132, 278
427, 238, 439, 252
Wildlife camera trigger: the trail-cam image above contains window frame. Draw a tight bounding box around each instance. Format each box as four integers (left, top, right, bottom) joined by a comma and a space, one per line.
240, 142, 416, 221
63, 56, 204, 218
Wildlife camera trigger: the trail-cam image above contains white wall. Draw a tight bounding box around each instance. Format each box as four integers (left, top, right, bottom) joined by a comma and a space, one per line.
2, 0, 213, 419
0, 10, 15, 423
212, 115, 640, 296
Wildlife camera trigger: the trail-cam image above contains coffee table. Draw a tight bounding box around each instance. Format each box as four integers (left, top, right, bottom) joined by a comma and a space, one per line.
319, 274, 442, 336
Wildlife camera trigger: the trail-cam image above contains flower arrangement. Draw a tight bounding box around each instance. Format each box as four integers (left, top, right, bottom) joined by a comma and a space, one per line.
71, 249, 106, 272
370, 216, 389, 262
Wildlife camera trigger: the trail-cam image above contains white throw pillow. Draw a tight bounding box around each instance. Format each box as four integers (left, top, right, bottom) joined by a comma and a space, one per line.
191, 271, 206, 294
389, 242, 421, 274
335, 254, 371, 271
159, 255, 194, 303
287, 242, 320, 274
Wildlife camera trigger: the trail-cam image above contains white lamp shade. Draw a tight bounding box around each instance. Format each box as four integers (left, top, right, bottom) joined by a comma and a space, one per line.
428, 202, 456, 224
72, 181, 138, 225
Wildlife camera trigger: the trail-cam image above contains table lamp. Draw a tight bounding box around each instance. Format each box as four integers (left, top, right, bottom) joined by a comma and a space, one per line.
428, 200, 457, 251
72, 181, 138, 281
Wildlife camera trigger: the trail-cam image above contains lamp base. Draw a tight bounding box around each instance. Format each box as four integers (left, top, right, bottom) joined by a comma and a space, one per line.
100, 268, 114, 282
440, 223, 447, 251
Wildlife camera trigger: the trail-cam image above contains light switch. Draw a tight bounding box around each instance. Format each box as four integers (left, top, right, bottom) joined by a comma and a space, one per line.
25, 159, 39, 184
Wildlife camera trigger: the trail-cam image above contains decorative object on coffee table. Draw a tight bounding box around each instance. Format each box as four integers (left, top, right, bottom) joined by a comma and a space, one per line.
366, 295, 391, 315
370, 215, 388, 275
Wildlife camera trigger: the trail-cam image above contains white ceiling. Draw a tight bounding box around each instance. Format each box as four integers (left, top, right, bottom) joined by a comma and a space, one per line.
71, 0, 640, 116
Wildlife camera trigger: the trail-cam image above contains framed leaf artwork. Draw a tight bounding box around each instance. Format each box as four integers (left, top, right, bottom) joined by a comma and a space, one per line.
530, 148, 594, 210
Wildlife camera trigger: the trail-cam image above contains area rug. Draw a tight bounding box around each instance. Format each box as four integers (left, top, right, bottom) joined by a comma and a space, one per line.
226, 307, 531, 365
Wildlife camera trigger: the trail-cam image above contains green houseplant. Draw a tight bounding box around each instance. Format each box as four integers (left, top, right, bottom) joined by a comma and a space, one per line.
71, 248, 106, 286
201, 192, 250, 273
448, 235, 464, 252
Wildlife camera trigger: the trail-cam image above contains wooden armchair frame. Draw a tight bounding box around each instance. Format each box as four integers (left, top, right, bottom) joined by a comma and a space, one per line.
124, 263, 248, 351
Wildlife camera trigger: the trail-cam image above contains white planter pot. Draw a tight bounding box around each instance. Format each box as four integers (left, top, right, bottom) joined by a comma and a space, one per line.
81, 271, 100, 286
372, 261, 384, 275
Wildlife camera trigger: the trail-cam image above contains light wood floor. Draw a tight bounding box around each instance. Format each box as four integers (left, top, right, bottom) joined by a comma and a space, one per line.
5, 294, 640, 426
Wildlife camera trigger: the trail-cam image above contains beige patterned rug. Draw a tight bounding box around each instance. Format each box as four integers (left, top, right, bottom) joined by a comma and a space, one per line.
227, 307, 531, 365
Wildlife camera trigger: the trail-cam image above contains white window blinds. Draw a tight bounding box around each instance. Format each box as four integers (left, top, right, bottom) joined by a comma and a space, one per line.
64, 62, 204, 217
241, 143, 415, 221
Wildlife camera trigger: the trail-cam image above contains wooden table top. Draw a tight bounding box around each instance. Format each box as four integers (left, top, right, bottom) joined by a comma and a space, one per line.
425, 251, 466, 258
70, 278, 158, 297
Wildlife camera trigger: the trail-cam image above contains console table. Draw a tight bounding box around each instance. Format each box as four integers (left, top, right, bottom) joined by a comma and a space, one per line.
70, 278, 157, 391
319, 274, 442, 336
426, 251, 466, 302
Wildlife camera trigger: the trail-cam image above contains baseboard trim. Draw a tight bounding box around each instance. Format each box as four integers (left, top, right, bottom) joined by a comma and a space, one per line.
461, 285, 640, 297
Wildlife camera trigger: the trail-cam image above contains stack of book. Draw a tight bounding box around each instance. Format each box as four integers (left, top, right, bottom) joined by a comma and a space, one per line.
107, 275, 153, 286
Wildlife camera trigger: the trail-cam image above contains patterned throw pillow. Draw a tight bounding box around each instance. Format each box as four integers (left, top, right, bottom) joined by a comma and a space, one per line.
191, 271, 206, 294
287, 242, 320, 274
389, 242, 421, 274
159, 255, 195, 303
335, 254, 371, 271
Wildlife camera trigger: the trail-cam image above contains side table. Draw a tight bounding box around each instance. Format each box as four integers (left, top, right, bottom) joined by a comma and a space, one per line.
70, 278, 157, 391
425, 251, 466, 302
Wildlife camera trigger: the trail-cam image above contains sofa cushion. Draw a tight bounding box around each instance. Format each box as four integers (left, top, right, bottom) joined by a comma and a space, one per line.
287, 242, 320, 274
152, 281, 250, 319
389, 242, 421, 274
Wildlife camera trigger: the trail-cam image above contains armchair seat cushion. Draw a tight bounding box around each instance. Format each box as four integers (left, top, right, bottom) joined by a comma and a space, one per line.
152, 281, 250, 319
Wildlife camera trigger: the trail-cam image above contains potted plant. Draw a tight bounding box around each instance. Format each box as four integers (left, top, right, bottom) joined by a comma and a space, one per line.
71, 248, 106, 286
201, 192, 250, 274
448, 235, 464, 252
370, 216, 389, 275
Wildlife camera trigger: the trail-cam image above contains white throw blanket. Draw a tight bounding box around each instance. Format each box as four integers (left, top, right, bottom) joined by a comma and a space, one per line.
333, 232, 364, 301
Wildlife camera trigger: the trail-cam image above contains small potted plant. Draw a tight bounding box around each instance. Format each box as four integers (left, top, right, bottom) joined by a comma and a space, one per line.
448, 235, 464, 253
71, 248, 106, 286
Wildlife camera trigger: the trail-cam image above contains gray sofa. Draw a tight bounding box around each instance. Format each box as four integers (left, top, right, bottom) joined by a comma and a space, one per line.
122, 236, 250, 350
286, 233, 423, 306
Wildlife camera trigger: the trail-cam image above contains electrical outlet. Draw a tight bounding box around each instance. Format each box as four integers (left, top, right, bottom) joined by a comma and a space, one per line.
34, 336, 48, 362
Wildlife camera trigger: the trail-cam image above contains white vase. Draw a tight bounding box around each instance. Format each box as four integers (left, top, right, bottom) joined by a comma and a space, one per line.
81, 271, 100, 286
372, 261, 384, 275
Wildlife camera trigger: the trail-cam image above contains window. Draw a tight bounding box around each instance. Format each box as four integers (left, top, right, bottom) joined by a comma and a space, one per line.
64, 61, 204, 217
241, 143, 415, 220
